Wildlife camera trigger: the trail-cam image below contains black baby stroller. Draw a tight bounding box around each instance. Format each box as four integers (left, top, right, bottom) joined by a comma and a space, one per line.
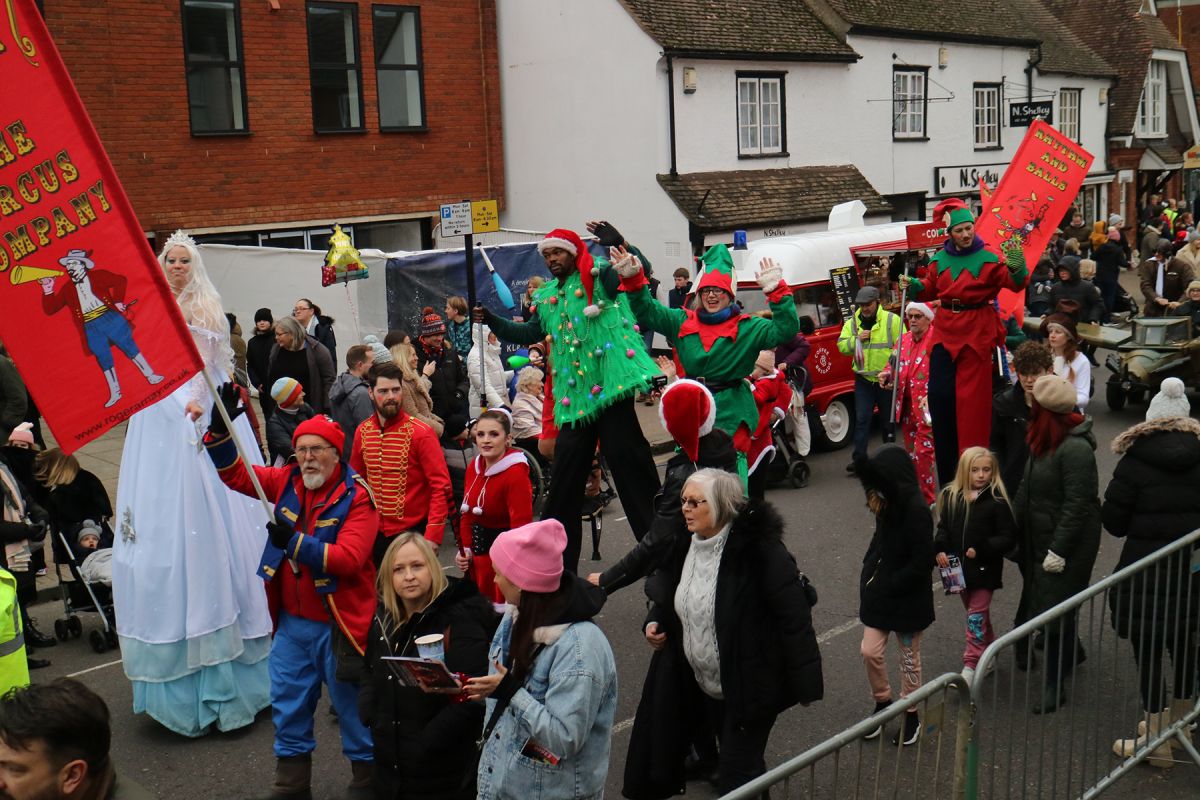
762, 363, 811, 488
52, 519, 117, 654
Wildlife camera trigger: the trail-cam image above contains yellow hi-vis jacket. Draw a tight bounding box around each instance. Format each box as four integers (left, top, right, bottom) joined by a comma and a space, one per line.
837, 307, 903, 383
0, 569, 28, 695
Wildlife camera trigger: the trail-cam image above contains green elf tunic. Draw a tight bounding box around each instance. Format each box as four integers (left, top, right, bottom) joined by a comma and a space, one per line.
485, 256, 659, 427
621, 258, 798, 451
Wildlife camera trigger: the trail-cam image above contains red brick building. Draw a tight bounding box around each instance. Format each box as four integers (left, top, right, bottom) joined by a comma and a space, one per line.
40, 0, 502, 250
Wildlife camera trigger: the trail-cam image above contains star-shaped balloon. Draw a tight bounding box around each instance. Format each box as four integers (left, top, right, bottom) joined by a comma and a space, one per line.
321, 224, 368, 286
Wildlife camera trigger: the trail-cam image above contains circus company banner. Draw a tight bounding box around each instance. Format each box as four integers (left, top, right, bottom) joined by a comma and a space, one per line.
975, 120, 1094, 324
0, 1, 201, 453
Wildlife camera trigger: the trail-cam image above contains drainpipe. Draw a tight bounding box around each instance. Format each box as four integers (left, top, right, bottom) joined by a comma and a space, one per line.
666, 53, 678, 176
1025, 44, 1043, 102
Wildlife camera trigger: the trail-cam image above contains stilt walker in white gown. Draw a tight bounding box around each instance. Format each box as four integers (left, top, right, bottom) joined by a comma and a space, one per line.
113, 231, 272, 736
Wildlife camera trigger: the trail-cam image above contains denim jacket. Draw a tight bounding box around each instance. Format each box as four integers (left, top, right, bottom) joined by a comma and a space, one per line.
476, 607, 618, 800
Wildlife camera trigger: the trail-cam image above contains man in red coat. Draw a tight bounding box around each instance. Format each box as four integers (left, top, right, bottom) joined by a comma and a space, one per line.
901, 199, 1028, 483
204, 392, 378, 800
349, 362, 452, 565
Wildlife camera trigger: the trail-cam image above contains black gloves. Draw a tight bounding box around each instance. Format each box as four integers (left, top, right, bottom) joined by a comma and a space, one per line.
266, 520, 294, 550
208, 382, 246, 437
590, 221, 625, 248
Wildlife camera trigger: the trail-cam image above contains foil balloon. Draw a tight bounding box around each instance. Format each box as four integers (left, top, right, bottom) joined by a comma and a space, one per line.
321, 224, 368, 287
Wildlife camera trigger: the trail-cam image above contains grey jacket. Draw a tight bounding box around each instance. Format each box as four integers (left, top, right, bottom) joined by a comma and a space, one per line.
329, 372, 373, 439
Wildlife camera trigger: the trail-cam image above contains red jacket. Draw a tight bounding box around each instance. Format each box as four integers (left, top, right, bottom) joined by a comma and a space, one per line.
749, 370, 790, 473
209, 440, 379, 652
349, 411, 451, 543
458, 450, 533, 545
42, 269, 131, 355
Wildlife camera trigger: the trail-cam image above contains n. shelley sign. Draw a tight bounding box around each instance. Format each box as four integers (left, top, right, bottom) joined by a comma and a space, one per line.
934, 163, 1006, 195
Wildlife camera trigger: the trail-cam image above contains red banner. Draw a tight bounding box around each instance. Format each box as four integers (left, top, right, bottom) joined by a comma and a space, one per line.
905, 220, 947, 250
974, 120, 1094, 324
0, 1, 201, 453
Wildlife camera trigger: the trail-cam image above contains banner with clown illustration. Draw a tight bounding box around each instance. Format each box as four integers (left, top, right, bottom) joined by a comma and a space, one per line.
974, 120, 1095, 325
0, 0, 201, 452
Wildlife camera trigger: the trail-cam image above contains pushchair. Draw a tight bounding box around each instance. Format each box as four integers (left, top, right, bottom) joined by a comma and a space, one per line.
52, 520, 117, 654
762, 364, 811, 488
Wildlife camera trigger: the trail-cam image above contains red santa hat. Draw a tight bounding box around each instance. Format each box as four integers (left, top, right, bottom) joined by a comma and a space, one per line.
537, 228, 597, 314
658, 379, 717, 463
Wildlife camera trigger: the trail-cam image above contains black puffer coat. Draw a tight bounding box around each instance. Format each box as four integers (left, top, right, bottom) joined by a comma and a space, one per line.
856, 445, 935, 633
358, 577, 499, 800
990, 383, 1031, 495
1102, 416, 1200, 642
933, 489, 1015, 591
416, 342, 469, 440
1049, 256, 1102, 322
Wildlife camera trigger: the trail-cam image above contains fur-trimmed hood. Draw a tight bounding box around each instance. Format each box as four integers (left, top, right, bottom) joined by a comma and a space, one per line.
1112, 415, 1200, 453
726, 498, 786, 554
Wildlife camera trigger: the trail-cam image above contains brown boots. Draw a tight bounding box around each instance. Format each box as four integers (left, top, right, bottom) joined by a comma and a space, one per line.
346, 760, 373, 799
260, 755, 312, 799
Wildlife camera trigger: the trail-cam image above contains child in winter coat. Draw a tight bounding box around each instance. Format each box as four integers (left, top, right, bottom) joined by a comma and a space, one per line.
855, 445, 936, 747
933, 447, 1015, 682
453, 410, 533, 609
468, 323, 512, 410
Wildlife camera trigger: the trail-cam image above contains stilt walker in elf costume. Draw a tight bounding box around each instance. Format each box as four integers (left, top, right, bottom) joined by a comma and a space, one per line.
477, 229, 661, 572
900, 199, 1028, 484
614, 244, 796, 481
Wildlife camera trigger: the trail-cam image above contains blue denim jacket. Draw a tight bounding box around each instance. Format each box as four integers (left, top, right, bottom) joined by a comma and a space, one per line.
476, 609, 618, 800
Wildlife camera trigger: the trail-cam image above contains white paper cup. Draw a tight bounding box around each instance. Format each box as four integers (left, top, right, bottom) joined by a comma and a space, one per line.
415, 633, 445, 661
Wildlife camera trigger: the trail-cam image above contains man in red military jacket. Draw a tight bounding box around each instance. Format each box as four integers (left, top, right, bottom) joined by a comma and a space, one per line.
349, 361, 452, 565
204, 391, 378, 800
901, 199, 1028, 483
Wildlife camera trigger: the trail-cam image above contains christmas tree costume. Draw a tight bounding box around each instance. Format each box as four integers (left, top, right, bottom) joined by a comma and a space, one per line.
619, 244, 796, 480
482, 228, 661, 572
908, 199, 1028, 483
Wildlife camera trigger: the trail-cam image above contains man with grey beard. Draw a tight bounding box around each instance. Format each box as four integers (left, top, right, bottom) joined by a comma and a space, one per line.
204, 384, 379, 800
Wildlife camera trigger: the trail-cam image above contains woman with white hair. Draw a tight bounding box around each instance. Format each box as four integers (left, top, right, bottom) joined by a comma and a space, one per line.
624, 468, 822, 796
113, 231, 272, 737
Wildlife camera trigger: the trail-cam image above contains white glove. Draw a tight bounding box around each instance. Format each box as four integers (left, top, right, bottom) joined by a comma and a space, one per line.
613, 251, 643, 279
757, 258, 783, 293
1042, 550, 1066, 573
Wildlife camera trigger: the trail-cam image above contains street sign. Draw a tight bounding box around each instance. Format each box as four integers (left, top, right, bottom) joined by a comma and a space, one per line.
471, 199, 499, 233
906, 221, 946, 250
440, 202, 473, 236
1009, 101, 1053, 127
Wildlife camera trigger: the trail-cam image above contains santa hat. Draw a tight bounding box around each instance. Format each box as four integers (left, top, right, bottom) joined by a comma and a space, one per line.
694, 244, 736, 299
933, 198, 974, 229
292, 414, 346, 455
538, 228, 600, 316
658, 379, 716, 462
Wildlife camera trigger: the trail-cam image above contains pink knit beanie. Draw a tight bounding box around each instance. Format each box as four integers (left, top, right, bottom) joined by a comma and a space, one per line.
490, 519, 566, 593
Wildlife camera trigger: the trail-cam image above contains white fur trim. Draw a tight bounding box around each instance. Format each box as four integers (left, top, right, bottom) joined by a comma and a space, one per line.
583, 303, 601, 318
537, 237, 577, 256
657, 378, 716, 437
482, 450, 527, 476
532, 623, 570, 644
905, 301, 934, 320
748, 445, 775, 475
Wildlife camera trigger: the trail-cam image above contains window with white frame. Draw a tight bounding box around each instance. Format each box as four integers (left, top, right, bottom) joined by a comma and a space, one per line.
973, 84, 1000, 148
1137, 60, 1167, 137
1058, 88, 1081, 141
737, 74, 784, 156
893, 68, 927, 139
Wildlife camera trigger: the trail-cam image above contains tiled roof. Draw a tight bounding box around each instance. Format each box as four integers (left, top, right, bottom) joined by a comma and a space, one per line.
618, 0, 858, 60
822, 0, 1038, 46
657, 166, 892, 231
1045, 0, 1184, 134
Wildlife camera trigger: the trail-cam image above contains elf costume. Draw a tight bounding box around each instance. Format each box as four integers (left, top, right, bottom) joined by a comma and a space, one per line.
908, 199, 1028, 483
482, 229, 661, 572
619, 244, 796, 478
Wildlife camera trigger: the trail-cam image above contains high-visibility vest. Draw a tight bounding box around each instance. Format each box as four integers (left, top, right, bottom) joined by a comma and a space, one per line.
837, 308, 902, 381
0, 570, 29, 695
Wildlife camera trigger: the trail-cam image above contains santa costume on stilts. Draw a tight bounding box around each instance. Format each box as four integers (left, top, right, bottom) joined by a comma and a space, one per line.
907, 199, 1028, 483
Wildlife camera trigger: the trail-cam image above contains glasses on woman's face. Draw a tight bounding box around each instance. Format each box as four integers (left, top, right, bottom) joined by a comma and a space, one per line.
293, 305, 311, 314
698, 287, 724, 297
295, 445, 334, 458
680, 497, 708, 510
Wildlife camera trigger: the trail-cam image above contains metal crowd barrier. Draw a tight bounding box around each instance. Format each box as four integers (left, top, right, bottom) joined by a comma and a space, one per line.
718, 528, 1200, 800
719, 673, 973, 799
967, 527, 1200, 799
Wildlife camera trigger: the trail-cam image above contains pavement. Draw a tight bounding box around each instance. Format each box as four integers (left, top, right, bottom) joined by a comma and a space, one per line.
27, 269, 1198, 799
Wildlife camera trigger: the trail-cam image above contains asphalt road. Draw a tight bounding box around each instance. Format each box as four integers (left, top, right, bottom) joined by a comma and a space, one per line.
26, 363, 1200, 799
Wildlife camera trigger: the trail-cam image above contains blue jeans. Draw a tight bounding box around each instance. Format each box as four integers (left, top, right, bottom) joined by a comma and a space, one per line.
269, 611, 372, 761
853, 375, 894, 461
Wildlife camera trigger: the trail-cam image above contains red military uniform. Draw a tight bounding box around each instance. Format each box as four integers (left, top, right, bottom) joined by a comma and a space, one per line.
459, 449, 533, 603
349, 410, 451, 547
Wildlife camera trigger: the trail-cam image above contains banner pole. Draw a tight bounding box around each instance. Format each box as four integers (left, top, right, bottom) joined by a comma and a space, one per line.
200, 368, 274, 517
891, 262, 910, 425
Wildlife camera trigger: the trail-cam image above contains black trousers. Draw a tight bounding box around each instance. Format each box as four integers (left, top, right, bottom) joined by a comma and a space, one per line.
545, 397, 659, 573
1130, 625, 1199, 712
705, 697, 777, 797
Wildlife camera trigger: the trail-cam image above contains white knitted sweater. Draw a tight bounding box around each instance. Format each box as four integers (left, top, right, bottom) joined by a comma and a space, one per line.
674, 525, 730, 699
